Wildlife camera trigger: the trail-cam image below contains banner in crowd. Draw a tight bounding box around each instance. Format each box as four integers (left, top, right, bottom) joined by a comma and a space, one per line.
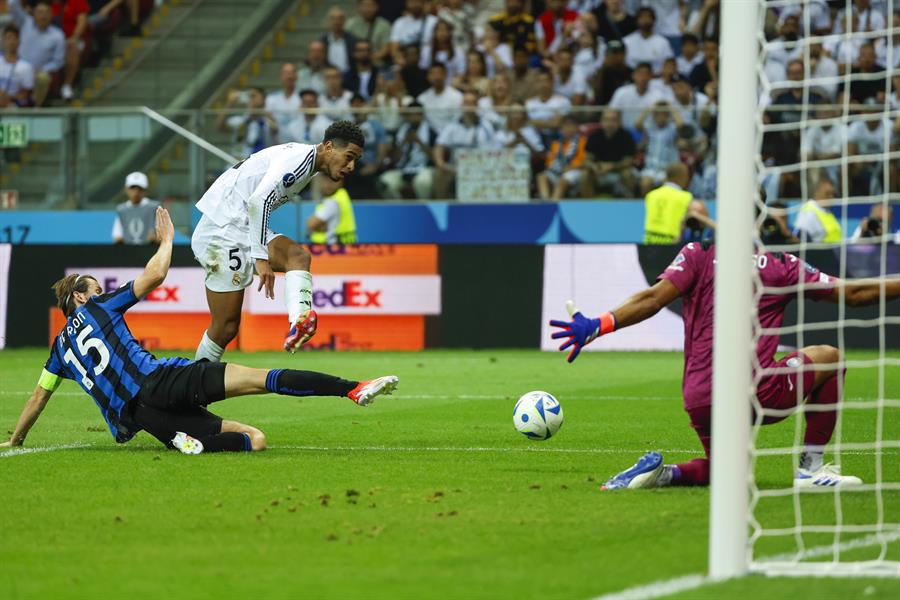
540, 245, 685, 352
456, 149, 530, 203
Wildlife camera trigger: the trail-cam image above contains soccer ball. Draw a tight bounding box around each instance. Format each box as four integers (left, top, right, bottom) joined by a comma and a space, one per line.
513, 391, 564, 440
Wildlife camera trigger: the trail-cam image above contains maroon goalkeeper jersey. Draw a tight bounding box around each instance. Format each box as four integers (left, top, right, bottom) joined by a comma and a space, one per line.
657, 242, 836, 410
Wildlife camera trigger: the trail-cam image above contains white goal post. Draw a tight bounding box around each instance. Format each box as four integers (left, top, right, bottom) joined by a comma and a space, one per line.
713, 0, 900, 580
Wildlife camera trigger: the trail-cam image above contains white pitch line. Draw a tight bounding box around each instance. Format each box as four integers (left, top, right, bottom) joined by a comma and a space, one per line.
590, 530, 900, 600
0, 442, 92, 458
589, 574, 708, 600
274, 444, 698, 454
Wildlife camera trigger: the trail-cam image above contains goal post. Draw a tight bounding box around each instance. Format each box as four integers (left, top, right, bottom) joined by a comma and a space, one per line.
709, 0, 760, 581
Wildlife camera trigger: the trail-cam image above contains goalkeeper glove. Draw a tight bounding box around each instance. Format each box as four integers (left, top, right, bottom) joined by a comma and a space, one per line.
549, 300, 617, 363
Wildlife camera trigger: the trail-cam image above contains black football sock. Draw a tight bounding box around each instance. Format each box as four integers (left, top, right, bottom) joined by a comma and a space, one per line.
265, 369, 357, 398
197, 432, 252, 452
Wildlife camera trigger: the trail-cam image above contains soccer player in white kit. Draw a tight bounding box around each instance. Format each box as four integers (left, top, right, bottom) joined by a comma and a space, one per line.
191, 120, 365, 361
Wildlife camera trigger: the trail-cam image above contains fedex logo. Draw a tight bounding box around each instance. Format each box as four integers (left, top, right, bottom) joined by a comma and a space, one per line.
102, 277, 179, 302
313, 280, 382, 308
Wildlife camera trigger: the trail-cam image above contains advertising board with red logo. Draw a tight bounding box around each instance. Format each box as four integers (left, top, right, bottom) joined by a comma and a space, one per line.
50, 245, 441, 351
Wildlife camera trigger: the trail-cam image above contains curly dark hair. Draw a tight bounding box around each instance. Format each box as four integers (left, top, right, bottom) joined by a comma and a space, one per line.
323, 120, 365, 149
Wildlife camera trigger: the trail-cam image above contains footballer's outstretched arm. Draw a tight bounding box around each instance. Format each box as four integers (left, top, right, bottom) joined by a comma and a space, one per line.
1, 385, 55, 447
132, 207, 175, 299
550, 280, 682, 362
827, 277, 900, 307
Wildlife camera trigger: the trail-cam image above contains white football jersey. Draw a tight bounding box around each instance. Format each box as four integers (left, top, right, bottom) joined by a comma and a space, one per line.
196, 143, 318, 260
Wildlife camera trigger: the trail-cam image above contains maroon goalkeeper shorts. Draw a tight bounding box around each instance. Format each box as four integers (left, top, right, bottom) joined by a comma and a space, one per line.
684, 351, 816, 458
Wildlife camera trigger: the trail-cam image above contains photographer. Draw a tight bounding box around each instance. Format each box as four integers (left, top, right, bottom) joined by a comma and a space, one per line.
681, 199, 716, 243
851, 203, 896, 242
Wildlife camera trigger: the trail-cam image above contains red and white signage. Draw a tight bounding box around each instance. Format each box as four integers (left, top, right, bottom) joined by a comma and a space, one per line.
247, 275, 442, 316
65, 267, 209, 313
66, 268, 442, 316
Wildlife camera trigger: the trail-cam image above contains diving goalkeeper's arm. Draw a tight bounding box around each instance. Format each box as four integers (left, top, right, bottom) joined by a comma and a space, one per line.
549, 280, 682, 363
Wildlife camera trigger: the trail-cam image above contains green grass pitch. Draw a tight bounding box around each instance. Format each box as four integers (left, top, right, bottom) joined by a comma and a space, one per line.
1, 348, 898, 599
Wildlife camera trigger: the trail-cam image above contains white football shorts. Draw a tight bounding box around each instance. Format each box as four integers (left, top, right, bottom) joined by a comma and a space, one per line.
191, 213, 282, 293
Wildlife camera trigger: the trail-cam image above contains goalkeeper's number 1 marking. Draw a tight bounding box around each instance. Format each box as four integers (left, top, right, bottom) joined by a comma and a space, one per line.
62, 325, 110, 390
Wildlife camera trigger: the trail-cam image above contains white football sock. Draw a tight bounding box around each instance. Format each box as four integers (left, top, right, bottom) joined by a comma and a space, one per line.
195, 330, 225, 363
799, 447, 825, 472
285, 270, 313, 324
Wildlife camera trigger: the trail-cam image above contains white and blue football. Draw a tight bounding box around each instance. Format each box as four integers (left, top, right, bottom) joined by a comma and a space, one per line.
513, 391, 564, 440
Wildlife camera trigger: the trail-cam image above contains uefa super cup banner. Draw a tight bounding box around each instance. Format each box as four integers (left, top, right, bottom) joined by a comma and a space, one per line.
456, 148, 530, 203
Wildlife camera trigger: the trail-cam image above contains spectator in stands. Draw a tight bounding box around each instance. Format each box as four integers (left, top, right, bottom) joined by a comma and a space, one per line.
875, 12, 900, 70
765, 12, 802, 76
477, 25, 512, 78
582, 108, 636, 198
687, 0, 719, 41
848, 107, 898, 196
643, 162, 693, 245
9, 0, 63, 106
793, 178, 842, 243
265, 63, 300, 143
417, 61, 463, 133
776, 0, 831, 36
508, 45, 538, 102
453, 49, 490, 96
321, 7, 357, 74
549, 46, 588, 105
805, 107, 844, 189
536, 114, 587, 201
622, 7, 673, 74
0, 24, 33, 107
494, 101, 543, 156
398, 43, 428, 97
808, 42, 839, 100
297, 40, 327, 96
432, 90, 497, 198
841, 42, 887, 104
218, 87, 278, 158
609, 62, 672, 135
573, 26, 605, 80
343, 39, 377, 101
308, 176, 356, 245
676, 33, 702, 77
478, 72, 513, 128
379, 101, 434, 199
832, 0, 884, 34
635, 100, 683, 195
373, 71, 412, 135
284, 89, 331, 144
112, 172, 160, 245
346, 0, 391, 67
671, 73, 708, 127
320, 65, 353, 121
390, 0, 437, 63
592, 38, 629, 106
593, 0, 636, 42
345, 93, 389, 199
688, 37, 717, 92
649, 0, 684, 53
50, 0, 87, 101
0, 0, 12, 29
420, 19, 465, 84
436, 0, 474, 53
487, 0, 537, 55
526, 69, 571, 141
536, 0, 578, 56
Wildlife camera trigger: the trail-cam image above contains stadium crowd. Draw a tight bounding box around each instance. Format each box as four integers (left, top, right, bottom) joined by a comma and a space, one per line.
3, 0, 900, 209
214, 0, 900, 203
0, 0, 150, 105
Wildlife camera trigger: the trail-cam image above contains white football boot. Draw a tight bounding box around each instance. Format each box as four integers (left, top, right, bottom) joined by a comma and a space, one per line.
794, 463, 862, 489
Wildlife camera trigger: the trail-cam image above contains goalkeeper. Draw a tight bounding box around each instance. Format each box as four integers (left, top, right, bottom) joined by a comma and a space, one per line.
550, 240, 900, 490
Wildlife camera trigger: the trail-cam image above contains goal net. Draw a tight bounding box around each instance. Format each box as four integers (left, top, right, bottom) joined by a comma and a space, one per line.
740, 0, 900, 578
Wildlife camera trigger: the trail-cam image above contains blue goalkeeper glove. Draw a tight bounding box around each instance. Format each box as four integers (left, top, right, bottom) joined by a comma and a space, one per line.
549, 301, 617, 363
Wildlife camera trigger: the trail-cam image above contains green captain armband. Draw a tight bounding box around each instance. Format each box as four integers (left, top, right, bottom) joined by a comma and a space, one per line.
38, 369, 63, 393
